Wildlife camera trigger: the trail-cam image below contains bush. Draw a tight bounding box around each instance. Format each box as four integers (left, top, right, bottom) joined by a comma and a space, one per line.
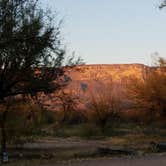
126, 63, 166, 119
85, 82, 121, 133
1, 101, 56, 145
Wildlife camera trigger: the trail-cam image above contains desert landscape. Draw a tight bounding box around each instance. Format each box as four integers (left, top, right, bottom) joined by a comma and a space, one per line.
0, 0, 166, 166
1, 63, 165, 166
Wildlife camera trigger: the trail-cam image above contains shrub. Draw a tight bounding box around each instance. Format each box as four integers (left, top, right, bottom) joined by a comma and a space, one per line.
85, 81, 121, 133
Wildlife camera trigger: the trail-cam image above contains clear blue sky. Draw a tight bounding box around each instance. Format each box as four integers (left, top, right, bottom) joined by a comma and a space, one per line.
42, 0, 166, 65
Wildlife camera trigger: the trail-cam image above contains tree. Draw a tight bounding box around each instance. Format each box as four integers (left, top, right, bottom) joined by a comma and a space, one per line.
153, 56, 166, 67
0, 0, 71, 162
86, 82, 121, 133
54, 89, 81, 124
126, 57, 166, 120
159, 0, 166, 9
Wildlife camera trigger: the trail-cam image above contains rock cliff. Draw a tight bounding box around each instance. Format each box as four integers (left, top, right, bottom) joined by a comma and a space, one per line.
40, 64, 156, 111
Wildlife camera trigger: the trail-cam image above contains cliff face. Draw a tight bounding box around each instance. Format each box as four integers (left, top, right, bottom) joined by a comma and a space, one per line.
40, 64, 155, 111
66, 64, 149, 82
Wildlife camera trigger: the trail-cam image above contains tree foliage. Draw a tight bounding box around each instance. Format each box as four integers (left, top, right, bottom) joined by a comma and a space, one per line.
0, 0, 82, 161
0, 0, 66, 102
126, 57, 166, 117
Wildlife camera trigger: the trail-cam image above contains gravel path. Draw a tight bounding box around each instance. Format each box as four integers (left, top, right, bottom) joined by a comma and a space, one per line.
45, 154, 166, 166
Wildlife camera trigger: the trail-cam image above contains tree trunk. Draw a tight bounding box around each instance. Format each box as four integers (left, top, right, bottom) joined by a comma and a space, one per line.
1, 111, 8, 163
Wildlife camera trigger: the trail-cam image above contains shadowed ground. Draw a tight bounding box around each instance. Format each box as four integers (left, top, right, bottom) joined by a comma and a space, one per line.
44, 154, 166, 166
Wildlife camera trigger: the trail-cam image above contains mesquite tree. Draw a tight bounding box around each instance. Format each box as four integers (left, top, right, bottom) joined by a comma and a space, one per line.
0, 0, 68, 162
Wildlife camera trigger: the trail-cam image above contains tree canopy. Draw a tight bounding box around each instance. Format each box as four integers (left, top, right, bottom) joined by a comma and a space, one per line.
0, 0, 66, 102
0, 0, 79, 162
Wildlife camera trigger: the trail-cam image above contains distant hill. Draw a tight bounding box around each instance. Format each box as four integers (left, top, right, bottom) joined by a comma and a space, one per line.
39, 64, 162, 111
66, 64, 149, 81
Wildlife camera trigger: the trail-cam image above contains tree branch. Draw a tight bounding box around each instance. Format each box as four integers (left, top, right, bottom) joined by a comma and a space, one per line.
159, 1, 166, 9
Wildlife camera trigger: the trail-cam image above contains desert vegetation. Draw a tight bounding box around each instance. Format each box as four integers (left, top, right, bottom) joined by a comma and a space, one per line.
0, 0, 81, 163
85, 81, 121, 133
0, 0, 166, 165
0, 55, 166, 164
125, 57, 166, 122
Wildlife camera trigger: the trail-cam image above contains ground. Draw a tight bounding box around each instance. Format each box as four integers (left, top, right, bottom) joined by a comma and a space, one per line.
3, 122, 166, 165
4, 154, 166, 166
46, 154, 166, 166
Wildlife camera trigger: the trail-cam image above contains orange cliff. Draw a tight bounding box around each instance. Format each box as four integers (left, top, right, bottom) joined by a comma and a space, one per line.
65, 64, 150, 82
39, 64, 160, 111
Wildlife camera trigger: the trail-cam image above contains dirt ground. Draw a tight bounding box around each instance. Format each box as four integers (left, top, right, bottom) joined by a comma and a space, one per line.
43, 154, 166, 166
4, 137, 166, 166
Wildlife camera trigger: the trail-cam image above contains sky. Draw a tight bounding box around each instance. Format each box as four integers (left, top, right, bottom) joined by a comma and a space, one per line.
41, 0, 166, 65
